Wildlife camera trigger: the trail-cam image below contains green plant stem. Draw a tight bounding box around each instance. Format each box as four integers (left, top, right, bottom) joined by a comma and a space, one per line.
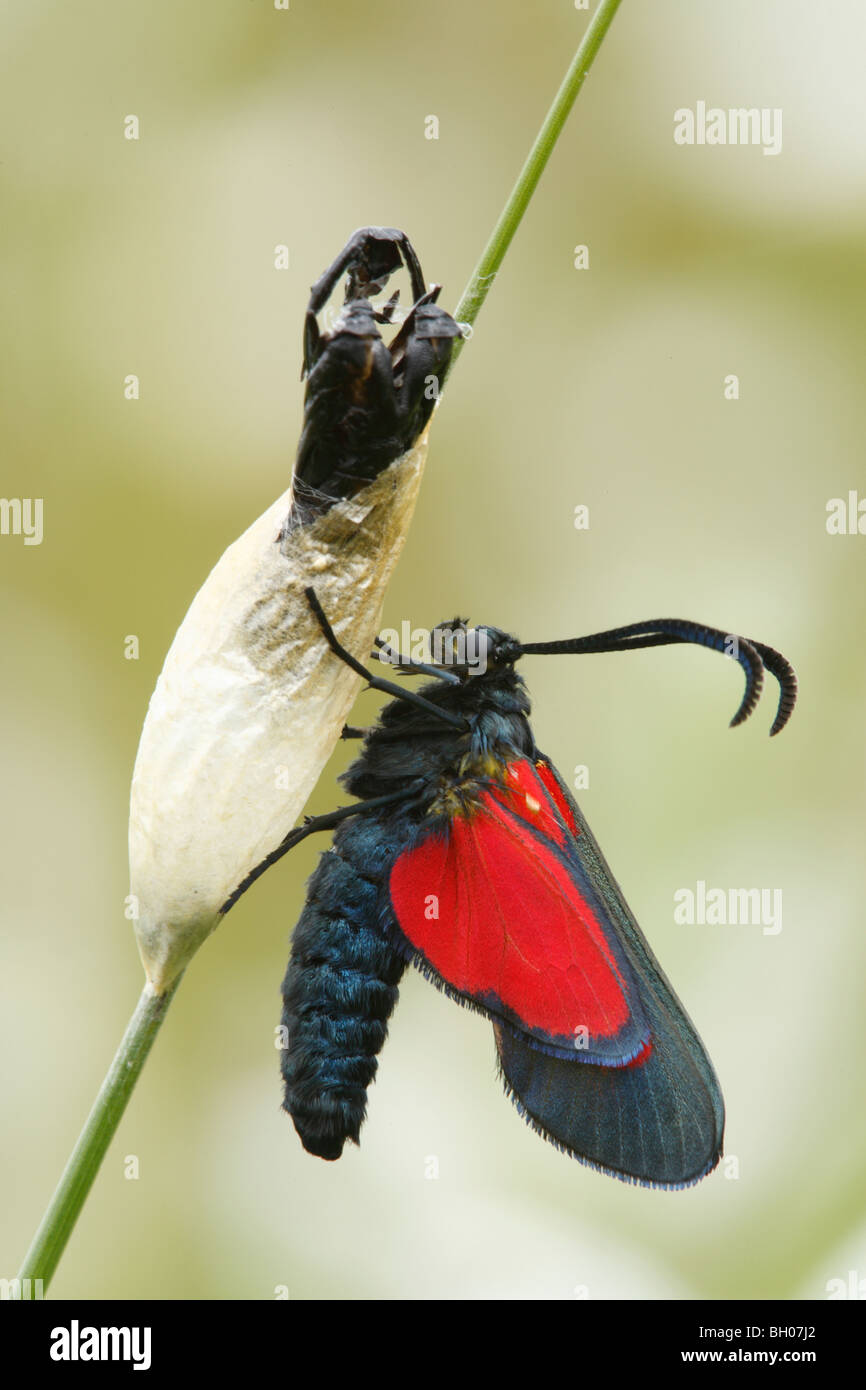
447, 0, 623, 372
16, 976, 181, 1296
15, 0, 624, 1299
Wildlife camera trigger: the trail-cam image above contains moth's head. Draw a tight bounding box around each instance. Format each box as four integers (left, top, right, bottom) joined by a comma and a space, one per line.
430, 620, 521, 679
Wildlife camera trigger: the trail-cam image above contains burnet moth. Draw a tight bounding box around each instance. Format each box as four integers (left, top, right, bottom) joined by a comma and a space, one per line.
226, 593, 796, 1189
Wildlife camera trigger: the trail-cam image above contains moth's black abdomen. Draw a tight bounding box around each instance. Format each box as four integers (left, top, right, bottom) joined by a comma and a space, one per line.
280, 842, 404, 1159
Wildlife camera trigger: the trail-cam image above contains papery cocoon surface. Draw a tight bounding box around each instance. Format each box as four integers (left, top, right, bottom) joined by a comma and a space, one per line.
129, 433, 428, 993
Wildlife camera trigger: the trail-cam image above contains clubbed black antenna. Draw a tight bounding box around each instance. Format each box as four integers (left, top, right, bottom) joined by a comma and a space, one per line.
516, 619, 797, 736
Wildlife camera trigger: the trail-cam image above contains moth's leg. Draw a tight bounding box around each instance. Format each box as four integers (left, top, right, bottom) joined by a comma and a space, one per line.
372, 637, 460, 686
305, 587, 469, 731
220, 778, 426, 916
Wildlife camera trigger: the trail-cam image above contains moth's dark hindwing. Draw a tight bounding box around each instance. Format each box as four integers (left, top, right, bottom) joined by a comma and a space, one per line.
495, 757, 725, 1189
280, 820, 406, 1160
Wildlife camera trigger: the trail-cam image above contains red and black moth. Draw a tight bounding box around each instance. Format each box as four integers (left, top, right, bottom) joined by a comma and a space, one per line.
226, 591, 797, 1189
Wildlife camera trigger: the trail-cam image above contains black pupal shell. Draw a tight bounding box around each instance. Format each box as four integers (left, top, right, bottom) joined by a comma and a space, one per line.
292, 229, 460, 512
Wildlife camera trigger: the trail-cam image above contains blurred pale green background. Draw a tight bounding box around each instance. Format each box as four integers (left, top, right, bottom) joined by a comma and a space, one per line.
2, 0, 865, 1300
